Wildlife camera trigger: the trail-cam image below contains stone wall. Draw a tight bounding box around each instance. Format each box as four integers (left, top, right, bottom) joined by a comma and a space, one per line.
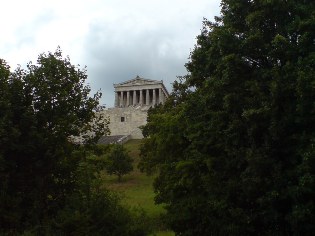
101, 106, 149, 139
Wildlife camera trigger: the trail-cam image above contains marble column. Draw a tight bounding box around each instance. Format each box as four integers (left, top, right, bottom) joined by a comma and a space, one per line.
119, 91, 123, 107
146, 89, 150, 105
133, 90, 137, 105
159, 89, 164, 104
115, 91, 118, 107
152, 89, 156, 106
158, 89, 161, 104
126, 91, 130, 107
140, 90, 143, 105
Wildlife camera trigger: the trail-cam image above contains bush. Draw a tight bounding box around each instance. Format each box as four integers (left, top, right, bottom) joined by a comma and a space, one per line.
106, 145, 133, 182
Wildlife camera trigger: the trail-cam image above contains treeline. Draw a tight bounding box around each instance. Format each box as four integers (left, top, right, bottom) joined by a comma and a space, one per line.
139, 0, 315, 235
0, 49, 148, 235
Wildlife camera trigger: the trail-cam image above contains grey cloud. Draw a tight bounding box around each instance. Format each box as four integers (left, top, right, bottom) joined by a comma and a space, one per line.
1, 0, 221, 108
83, 20, 193, 107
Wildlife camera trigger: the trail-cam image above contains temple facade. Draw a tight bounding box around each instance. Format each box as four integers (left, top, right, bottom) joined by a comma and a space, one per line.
99, 76, 169, 141
114, 76, 169, 107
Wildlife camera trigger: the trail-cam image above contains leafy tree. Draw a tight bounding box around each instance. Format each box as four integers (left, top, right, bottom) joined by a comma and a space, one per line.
140, 0, 315, 235
0, 48, 109, 233
106, 144, 133, 182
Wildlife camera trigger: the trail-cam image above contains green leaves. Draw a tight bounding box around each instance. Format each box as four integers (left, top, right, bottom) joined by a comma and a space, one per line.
106, 144, 133, 182
0, 49, 110, 233
140, 0, 315, 235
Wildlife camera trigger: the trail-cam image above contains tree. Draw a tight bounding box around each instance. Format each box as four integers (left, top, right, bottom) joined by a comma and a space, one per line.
140, 0, 315, 235
106, 144, 133, 182
0, 48, 109, 233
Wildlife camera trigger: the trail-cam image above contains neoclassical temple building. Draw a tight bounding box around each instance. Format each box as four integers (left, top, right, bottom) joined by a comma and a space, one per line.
99, 76, 169, 142
114, 76, 169, 107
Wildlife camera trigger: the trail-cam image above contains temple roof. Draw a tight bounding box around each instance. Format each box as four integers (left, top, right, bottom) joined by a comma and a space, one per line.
113, 75, 169, 96
114, 75, 163, 87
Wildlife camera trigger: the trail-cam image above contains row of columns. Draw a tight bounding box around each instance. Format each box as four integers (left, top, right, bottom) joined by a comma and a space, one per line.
115, 88, 165, 107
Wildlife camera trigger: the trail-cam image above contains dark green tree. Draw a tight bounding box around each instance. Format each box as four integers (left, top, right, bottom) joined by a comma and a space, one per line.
140, 0, 315, 235
106, 144, 133, 182
0, 48, 109, 233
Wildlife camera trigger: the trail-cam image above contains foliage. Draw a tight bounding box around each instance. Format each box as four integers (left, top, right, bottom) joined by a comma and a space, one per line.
103, 139, 171, 235
0, 49, 110, 233
52, 148, 149, 236
0, 50, 152, 235
106, 144, 134, 182
10, 147, 149, 235
140, 0, 315, 235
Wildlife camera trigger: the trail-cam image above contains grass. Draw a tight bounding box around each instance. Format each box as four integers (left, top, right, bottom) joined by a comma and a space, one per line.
101, 139, 174, 235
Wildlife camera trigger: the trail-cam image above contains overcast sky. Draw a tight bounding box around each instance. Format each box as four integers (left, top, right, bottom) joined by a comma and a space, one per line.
0, 0, 221, 107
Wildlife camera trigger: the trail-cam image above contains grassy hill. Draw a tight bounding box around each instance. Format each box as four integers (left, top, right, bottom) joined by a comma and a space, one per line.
101, 139, 174, 236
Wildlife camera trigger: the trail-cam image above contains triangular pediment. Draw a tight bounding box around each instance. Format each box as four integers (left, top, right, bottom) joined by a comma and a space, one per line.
115, 76, 162, 87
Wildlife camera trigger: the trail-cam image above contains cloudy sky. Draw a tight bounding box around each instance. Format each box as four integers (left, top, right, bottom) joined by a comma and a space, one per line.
0, 0, 221, 107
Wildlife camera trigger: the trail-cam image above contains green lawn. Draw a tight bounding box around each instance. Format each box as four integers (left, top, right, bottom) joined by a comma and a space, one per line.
101, 139, 174, 235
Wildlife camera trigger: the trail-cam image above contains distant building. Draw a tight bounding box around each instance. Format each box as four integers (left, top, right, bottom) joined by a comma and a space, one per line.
114, 75, 169, 107
98, 76, 169, 143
